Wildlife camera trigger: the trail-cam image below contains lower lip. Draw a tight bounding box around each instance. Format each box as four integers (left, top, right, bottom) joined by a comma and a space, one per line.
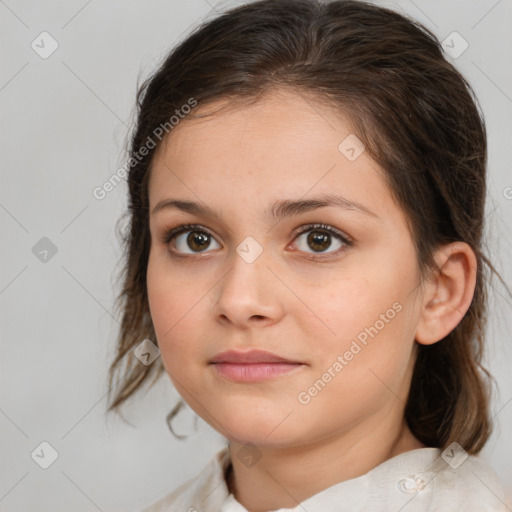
211, 362, 304, 382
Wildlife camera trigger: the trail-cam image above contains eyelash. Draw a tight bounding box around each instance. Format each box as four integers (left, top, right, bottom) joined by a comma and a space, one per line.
162, 223, 353, 259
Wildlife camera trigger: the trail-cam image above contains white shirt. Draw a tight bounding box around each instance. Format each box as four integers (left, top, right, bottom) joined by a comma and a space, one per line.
140, 444, 508, 511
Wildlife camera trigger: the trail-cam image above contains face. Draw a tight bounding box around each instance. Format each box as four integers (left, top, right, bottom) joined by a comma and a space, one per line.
146, 88, 425, 448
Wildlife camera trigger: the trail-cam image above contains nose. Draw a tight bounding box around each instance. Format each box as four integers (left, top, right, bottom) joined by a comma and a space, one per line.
212, 246, 284, 329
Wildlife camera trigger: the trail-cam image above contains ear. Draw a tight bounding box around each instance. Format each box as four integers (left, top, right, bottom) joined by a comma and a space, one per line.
415, 242, 477, 345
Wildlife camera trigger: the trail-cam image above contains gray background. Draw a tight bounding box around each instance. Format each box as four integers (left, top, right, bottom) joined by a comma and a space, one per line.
1, 0, 511, 510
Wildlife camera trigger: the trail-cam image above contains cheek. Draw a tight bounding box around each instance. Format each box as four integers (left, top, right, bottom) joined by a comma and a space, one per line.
295, 307, 416, 432
307, 269, 418, 378
146, 256, 172, 337
309, 279, 394, 345
146, 255, 205, 359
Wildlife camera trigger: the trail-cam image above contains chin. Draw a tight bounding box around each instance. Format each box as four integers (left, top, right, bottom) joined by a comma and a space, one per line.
226, 428, 297, 448
210, 402, 307, 448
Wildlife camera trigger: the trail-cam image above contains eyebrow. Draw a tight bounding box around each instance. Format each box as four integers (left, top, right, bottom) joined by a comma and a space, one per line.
151, 194, 378, 220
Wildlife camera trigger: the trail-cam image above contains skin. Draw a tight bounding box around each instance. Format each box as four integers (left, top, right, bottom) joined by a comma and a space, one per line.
146, 88, 477, 512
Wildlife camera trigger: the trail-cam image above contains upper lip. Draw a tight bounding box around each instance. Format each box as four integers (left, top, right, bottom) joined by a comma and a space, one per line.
210, 349, 302, 364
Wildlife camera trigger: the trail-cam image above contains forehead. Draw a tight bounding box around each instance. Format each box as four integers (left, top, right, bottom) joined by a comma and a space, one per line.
160, 89, 355, 150
147, 88, 399, 224
153, 90, 360, 173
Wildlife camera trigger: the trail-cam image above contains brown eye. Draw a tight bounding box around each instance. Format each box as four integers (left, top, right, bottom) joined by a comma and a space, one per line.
306, 231, 332, 252
293, 224, 351, 255
185, 231, 211, 252
172, 229, 220, 254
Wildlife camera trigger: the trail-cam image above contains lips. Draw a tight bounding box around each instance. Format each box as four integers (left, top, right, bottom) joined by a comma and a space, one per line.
210, 349, 301, 364
209, 349, 305, 382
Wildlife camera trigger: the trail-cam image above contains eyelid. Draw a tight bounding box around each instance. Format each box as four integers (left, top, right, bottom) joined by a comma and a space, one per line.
292, 223, 353, 245
162, 223, 214, 244
162, 222, 353, 256
162, 223, 219, 256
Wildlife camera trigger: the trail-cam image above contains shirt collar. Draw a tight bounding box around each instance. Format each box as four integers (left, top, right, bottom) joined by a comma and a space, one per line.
190, 444, 443, 512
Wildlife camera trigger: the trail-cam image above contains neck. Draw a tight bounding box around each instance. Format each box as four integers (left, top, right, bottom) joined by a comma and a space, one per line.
226, 415, 425, 512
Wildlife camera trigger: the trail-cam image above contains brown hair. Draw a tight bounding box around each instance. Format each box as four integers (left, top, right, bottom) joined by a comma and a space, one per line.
107, 0, 504, 453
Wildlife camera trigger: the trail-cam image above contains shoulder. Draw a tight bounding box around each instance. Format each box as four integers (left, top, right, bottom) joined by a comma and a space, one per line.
430, 451, 507, 511
139, 446, 231, 512
366, 447, 508, 511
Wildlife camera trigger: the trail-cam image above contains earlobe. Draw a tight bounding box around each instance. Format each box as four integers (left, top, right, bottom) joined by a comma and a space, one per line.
415, 242, 477, 346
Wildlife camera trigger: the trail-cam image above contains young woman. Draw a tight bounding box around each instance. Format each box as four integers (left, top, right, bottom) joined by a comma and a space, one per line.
107, 1, 508, 510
